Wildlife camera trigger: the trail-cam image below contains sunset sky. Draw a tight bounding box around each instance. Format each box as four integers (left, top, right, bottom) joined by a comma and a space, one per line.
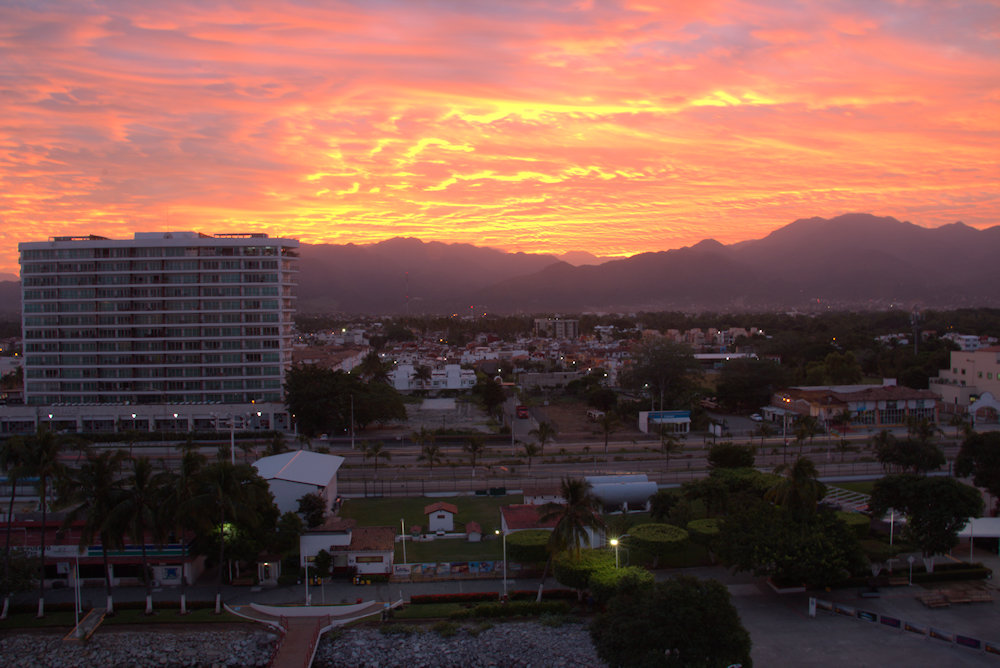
1, 0, 998, 277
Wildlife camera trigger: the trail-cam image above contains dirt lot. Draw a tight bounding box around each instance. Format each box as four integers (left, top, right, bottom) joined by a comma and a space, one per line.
532, 399, 647, 442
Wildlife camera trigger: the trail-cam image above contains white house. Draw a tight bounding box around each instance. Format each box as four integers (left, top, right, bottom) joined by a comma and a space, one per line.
299, 517, 396, 576
252, 449, 345, 515
425, 501, 458, 532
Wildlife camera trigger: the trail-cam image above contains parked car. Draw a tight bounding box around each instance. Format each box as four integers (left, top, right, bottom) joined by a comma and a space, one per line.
750, 413, 763, 422
516, 405, 530, 419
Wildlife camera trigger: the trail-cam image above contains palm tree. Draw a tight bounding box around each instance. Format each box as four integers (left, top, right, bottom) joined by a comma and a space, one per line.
23, 427, 67, 618
357, 350, 390, 384
184, 459, 270, 614
159, 445, 206, 614
529, 421, 557, 456
108, 457, 164, 615
755, 421, 774, 451
58, 450, 126, 615
596, 413, 620, 458
659, 428, 684, 474
766, 456, 826, 522
535, 477, 604, 601
413, 365, 433, 392
522, 442, 540, 469
793, 415, 820, 456
463, 436, 486, 476
948, 412, 970, 440
417, 442, 442, 475
363, 441, 392, 477
0, 435, 26, 619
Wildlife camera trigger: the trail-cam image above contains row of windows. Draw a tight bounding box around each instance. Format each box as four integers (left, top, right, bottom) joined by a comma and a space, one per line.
27, 361, 280, 377
25, 312, 281, 326
26, 350, 282, 365
24, 272, 280, 287
22, 245, 286, 261
24, 287, 289, 300
28, 391, 283, 405
24, 340, 284, 356
27, 379, 282, 392
25, 326, 283, 339
24, 297, 284, 313
22, 259, 280, 273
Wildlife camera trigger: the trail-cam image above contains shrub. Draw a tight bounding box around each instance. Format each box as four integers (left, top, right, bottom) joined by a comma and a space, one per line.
627, 523, 689, 567
506, 529, 550, 564
589, 566, 655, 605
432, 621, 460, 637
411, 592, 497, 605
553, 549, 615, 592
836, 511, 871, 539
451, 601, 572, 619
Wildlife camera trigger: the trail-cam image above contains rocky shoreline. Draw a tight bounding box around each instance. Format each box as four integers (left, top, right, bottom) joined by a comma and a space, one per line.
0, 621, 605, 667
0, 628, 278, 668
314, 621, 606, 668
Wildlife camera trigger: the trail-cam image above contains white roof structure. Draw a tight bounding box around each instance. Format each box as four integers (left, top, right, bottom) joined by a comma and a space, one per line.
958, 517, 1000, 539
253, 450, 345, 487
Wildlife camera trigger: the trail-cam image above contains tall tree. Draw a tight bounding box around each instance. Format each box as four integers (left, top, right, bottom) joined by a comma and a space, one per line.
956, 431, 1000, 514
462, 436, 485, 476
591, 575, 752, 668
658, 427, 684, 474
23, 428, 67, 618
620, 338, 701, 410
765, 457, 826, 521
362, 441, 392, 477
58, 450, 127, 616
529, 421, 557, 456
356, 350, 391, 384
535, 477, 604, 601
0, 436, 26, 619
522, 442, 540, 470
417, 441, 442, 475
108, 457, 164, 615
158, 444, 206, 614
412, 364, 433, 392
870, 474, 983, 571
595, 412, 620, 457
184, 459, 276, 614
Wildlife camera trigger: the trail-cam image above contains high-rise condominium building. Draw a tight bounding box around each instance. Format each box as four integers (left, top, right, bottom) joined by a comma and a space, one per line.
19, 232, 298, 406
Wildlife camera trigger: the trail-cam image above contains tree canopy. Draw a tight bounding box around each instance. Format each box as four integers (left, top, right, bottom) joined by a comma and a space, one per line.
284, 364, 406, 436
956, 431, 1000, 514
869, 474, 982, 559
620, 339, 701, 410
590, 575, 752, 668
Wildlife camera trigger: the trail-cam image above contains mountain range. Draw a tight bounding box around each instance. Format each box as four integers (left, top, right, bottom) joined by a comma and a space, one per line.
1, 213, 997, 318
295, 213, 1000, 313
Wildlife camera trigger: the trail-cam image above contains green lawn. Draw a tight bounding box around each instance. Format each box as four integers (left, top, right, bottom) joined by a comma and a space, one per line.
396, 536, 502, 563
339, 494, 523, 534
833, 480, 877, 495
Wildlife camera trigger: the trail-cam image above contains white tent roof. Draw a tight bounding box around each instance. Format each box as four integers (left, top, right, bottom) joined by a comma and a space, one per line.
957, 517, 1000, 538
253, 449, 345, 487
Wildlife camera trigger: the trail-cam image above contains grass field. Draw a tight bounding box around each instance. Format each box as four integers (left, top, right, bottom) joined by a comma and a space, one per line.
396, 536, 501, 563
833, 480, 876, 495
339, 493, 523, 534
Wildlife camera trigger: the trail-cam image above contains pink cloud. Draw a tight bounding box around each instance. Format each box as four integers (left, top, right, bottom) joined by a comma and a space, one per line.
0, 0, 997, 275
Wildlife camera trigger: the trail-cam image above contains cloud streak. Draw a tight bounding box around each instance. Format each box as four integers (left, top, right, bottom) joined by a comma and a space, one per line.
0, 0, 997, 274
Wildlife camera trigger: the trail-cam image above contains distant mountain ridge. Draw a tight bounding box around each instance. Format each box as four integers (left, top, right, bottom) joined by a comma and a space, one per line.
1, 214, 997, 318
295, 214, 1000, 313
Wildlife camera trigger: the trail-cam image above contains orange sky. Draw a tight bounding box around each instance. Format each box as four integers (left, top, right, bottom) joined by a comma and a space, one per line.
1, 0, 998, 277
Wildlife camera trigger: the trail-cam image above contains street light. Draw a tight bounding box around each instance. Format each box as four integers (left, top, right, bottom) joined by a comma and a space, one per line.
610, 538, 620, 569
495, 529, 507, 599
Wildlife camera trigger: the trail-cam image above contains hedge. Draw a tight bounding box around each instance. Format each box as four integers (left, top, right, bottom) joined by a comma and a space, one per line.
410, 589, 576, 605
448, 600, 572, 619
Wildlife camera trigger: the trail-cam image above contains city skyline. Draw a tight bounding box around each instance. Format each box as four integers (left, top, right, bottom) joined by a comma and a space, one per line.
1, 1, 998, 277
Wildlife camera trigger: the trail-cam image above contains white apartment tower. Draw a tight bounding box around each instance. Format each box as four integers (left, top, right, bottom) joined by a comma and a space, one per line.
19, 232, 298, 406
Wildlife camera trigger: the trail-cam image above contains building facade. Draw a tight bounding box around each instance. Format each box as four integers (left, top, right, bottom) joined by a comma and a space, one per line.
18, 232, 297, 406
930, 346, 1000, 415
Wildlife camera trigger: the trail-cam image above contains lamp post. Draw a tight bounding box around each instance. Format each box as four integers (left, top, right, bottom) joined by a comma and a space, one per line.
400, 518, 407, 564
610, 538, 620, 569
495, 529, 507, 599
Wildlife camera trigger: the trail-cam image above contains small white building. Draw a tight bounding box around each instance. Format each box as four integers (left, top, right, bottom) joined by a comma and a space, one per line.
252, 449, 345, 515
300, 517, 396, 576
425, 501, 458, 532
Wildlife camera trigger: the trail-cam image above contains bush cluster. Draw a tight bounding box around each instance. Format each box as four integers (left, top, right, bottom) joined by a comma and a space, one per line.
448, 600, 571, 619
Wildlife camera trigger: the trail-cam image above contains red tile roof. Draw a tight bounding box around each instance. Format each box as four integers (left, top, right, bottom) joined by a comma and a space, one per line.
329, 526, 395, 553
424, 502, 458, 516
500, 504, 560, 531
465, 521, 482, 534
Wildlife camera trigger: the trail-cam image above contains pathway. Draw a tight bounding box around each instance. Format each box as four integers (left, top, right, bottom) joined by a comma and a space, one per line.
227, 600, 399, 668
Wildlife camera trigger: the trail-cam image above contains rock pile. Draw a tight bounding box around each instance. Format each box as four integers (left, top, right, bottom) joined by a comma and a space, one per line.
0, 628, 278, 668
313, 621, 606, 668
